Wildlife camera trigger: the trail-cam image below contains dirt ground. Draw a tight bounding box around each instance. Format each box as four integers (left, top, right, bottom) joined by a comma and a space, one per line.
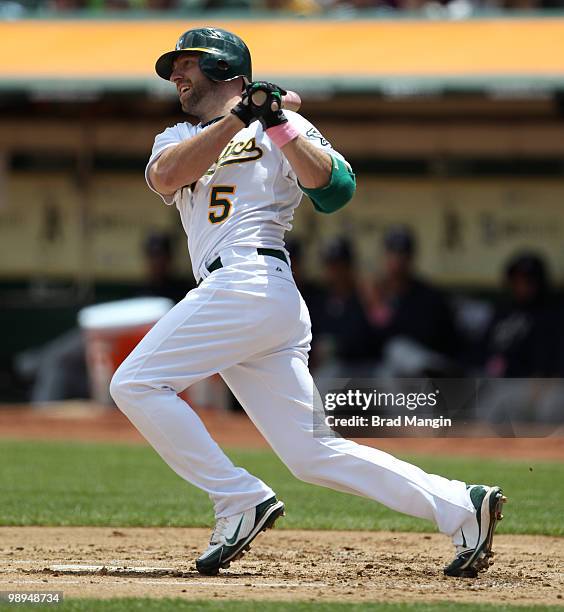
1, 403, 563, 606
1, 527, 563, 606
1, 403, 564, 460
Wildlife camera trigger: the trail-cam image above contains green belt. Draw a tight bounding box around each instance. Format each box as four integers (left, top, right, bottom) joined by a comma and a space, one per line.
201, 248, 288, 283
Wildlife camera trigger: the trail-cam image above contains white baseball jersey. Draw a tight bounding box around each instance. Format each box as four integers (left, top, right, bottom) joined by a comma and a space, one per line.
145, 111, 347, 281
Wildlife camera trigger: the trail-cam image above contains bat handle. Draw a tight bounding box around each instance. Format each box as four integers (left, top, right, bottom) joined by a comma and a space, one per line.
250, 89, 302, 113
281, 91, 302, 112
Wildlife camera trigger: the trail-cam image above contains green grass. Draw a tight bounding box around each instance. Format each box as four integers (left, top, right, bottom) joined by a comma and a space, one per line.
0, 440, 562, 535
3, 599, 563, 612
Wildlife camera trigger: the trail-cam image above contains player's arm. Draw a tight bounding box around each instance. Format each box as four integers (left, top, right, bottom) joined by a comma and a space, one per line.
280, 134, 355, 214
247, 82, 355, 213
149, 114, 245, 195
278, 137, 332, 189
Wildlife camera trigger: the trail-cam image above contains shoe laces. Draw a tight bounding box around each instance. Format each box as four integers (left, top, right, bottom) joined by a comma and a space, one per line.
209, 517, 229, 545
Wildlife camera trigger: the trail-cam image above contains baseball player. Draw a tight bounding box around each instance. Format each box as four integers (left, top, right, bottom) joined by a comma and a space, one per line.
110, 27, 505, 578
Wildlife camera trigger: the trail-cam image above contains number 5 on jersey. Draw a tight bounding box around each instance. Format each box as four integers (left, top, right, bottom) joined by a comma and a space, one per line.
209, 186, 235, 224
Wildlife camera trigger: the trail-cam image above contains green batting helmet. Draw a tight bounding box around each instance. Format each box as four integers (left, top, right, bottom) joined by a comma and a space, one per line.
155, 27, 252, 84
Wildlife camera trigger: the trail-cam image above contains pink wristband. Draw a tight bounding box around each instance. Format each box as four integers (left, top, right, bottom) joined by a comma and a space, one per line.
266, 123, 300, 148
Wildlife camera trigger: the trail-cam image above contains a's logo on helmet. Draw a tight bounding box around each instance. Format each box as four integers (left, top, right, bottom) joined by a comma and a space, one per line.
175, 36, 184, 50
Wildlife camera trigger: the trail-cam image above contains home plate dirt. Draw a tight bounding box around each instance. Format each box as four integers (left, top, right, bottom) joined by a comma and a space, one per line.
1, 527, 563, 605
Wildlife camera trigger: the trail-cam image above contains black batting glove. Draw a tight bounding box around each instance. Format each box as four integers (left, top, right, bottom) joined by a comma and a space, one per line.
230, 88, 256, 127
246, 81, 288, 129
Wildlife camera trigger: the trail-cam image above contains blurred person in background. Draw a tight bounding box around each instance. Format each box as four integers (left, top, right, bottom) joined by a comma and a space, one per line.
331, 0, 400, 12
366, 224, 460, 377
47, 0, 88, 8
142, 231, 193, 303
477, 251, 563, 427
482, 252, 559, 378
484, 0, 542, 7
77, 0, 181, 10
286, 238, 330, 370
262, 0, 322, 13
285, 238, 324, 317
15, 230, 191, 403
201, 0, 250, 8
141, 0, 179, 7
313, 236, 377, 377
389, 0, 544, 17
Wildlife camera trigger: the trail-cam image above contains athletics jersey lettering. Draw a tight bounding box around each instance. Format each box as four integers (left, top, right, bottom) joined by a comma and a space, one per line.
206, 137, 263, 175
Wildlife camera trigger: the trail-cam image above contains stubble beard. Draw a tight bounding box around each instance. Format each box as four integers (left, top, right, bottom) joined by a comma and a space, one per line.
180, 78, 215, 119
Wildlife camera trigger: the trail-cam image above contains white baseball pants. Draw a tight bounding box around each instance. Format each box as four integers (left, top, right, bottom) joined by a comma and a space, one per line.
110, 249, 474, 536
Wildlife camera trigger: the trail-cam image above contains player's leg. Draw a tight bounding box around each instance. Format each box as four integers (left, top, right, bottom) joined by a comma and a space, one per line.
222, 351, 505, 577
109, 286, 275, 519
120, 261, 305, 576
222, 349, 474, 536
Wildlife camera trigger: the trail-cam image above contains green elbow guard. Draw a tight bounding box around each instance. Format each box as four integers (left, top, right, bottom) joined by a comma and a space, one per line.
300, 155, 356, 214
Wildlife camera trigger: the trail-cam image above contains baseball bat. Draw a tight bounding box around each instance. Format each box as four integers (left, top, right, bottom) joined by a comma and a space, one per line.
251, 89, 302, 112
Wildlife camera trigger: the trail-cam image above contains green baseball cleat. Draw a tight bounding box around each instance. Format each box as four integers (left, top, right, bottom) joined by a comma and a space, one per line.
196, 496, 285, 575
444, 485, 507, 578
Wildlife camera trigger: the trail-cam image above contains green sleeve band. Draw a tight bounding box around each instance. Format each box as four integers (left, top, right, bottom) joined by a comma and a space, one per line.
300, 155, 356, 214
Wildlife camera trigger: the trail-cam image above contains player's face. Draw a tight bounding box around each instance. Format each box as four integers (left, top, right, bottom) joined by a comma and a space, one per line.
170, 53, 216, 116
